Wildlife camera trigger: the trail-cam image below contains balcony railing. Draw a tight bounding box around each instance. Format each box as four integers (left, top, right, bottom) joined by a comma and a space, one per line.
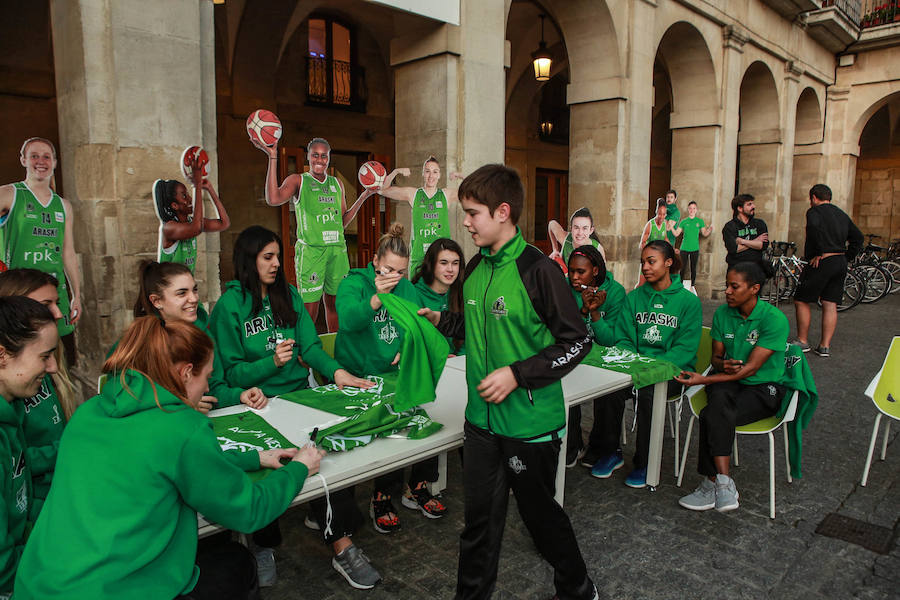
821, 0, 863, 24
306, 57, 367, 111
858, 0, 900, 27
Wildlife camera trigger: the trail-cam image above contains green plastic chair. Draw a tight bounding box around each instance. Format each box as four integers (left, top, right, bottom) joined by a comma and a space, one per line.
312, 332, 337, 386
861, 336, 900, 486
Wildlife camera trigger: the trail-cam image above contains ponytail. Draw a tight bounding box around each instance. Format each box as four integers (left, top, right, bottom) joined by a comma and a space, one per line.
134, 261, 193, 318
376, 222, 409, 259
104, 317, 213, 408
644, 240, 682, 274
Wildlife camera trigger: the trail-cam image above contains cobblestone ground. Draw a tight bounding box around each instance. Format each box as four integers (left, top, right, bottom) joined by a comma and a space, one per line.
261, 294, 900, 600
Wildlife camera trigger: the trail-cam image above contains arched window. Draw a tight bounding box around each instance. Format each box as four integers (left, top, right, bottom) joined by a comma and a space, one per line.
307, 16, 365, 110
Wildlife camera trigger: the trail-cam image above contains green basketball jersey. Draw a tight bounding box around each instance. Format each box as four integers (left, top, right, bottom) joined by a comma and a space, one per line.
295, 172, 345, 247
2, 183, 73, 335
409, 189, 450, 274
561, 233, 601, 264
647, 219, 666, 242
158, 228, 198, 274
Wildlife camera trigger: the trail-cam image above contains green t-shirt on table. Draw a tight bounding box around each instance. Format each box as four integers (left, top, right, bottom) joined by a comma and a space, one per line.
678, 217, 706, 252
711, 299, 788, 386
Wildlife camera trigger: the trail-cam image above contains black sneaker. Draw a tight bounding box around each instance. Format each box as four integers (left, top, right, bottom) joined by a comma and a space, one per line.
814, 346, 830, 357
369, 494, 401, 533
581, 447, 601, 468
565, 446, 586, 468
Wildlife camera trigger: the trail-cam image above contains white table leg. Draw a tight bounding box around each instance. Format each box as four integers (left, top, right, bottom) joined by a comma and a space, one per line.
431, 451, 448, 495
555, 430, 568, 506
645, 381, 667, 489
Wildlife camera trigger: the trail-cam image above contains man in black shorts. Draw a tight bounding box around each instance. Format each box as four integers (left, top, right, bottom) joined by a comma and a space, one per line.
792, 184, 863, 357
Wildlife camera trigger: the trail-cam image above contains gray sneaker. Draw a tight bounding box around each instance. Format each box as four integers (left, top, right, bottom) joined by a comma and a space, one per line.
254, 547, 277, 587
814, 346, 830, 357
789, 339, 811, 353
333, 544, 382, 590
714, 474, 740, 512
678, 478, 716, 511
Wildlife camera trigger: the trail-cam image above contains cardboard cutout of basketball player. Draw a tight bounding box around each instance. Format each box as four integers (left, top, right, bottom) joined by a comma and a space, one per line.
0, 137, 82, 335
254, 136, 374, 332
379, 157, 463, 279
153, 151, 231, 274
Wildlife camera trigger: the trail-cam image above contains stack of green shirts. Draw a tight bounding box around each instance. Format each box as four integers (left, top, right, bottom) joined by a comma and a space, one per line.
280, 373, 443, 452
581, 345, 681, 389
211, 411, 296, 481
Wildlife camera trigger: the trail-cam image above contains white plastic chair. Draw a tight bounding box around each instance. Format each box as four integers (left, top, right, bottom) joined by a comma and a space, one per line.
678, 384, 799, 519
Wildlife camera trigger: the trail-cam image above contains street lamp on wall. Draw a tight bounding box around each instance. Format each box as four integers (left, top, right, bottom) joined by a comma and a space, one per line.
540, 120, 553, 136
532, 14, 552, 82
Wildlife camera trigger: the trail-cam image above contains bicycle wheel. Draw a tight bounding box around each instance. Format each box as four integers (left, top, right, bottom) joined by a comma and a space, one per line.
857, 265, 889, 303
838, 270, 864, 311
759, 267, 780, 303
880, 260, 900, 294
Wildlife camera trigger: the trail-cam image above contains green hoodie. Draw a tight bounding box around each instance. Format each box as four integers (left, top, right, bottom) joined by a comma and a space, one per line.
208, 281, 341, 398
334, 263, 420, 376
14, 370, 309, 600
15, 375, 65, 512
614, 274, 702, 373
107, 307, 244, 408
0, 397, 30, 595
569, 271, 627, 347
414, 278, 465, 355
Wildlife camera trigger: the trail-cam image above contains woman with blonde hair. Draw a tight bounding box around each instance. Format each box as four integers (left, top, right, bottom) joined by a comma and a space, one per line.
0, 269, 76, 515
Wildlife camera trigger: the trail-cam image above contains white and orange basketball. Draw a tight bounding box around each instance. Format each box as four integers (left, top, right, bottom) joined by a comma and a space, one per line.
180, 145, 210, 182
358, 161, 387, 191
246, 109, 283, 148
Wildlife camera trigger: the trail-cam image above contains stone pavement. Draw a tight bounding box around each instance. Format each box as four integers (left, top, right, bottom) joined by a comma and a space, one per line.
261, 294, 899, 600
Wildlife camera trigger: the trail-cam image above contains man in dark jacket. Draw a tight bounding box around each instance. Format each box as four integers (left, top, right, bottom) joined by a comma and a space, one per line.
722, 194, 769, 267
792, 184, 863, 357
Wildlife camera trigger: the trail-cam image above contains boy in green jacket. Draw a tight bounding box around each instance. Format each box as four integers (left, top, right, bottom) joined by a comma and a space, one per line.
422, 164, 597, 600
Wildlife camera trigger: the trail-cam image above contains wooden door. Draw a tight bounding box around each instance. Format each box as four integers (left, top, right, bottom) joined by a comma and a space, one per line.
356, 153, 392, 267
533, 169, 568, 254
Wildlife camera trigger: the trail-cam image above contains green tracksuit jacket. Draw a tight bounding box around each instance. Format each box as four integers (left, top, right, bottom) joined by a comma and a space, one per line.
614, 275, 702, 373
0, 397, 30, 595
569, 271, 627, 347
439, 230, 591, 440
15, 374, 65, 512
14, 370, 309, 600
335, 263, 420, 376
208, 281, 341, 397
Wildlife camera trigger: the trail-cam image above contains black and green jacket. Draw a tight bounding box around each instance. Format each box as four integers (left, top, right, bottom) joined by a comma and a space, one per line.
439, 230, 591, 440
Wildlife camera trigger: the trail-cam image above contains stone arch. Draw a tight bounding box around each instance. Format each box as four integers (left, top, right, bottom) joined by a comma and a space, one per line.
851, 91, 900, 243
652, 19, 719, 248
739, 61, 781, 137
795, 87, 823, 146
848, 86, 900, 148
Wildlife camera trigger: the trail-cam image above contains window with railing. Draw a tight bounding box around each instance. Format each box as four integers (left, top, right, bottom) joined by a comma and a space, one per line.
307, 17, 366, 110
859, 0, 900, 27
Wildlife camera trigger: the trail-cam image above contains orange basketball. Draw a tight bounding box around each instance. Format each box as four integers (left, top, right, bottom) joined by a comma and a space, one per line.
358, 161, 387, 190
180, 145, 209, 183
246, 109, 283, 147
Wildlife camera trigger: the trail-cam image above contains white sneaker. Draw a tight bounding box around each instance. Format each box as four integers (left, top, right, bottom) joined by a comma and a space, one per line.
253, 547, 277, 587
714, 474, 740, 512
678, 478, 716, 511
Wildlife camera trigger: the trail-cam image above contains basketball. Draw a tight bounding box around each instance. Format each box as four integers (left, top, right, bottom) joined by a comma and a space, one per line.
358, 161, 387, 190
246, 109, 283, 148
180, 145, 210, 182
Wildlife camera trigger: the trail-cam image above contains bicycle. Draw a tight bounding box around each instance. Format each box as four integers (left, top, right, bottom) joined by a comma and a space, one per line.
852, 235, 894, 303
760, 241, 805, 304
862, 234, 900, 294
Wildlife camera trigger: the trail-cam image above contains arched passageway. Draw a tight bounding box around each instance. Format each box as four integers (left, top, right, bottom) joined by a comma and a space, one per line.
789, 87, 824, 244
736, 61, 781, 225
852, 93, 900, 243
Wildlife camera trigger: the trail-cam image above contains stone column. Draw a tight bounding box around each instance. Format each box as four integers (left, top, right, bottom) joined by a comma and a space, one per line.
709, 25, 748, 298
51, 0, 218, 372
391, 0, 505, 260
777, 62, 803, 240
822, 86, 857, 213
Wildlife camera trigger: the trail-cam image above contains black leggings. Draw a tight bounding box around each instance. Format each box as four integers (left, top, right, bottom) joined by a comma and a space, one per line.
177, 538, 259, 600
681, 250, 699, 282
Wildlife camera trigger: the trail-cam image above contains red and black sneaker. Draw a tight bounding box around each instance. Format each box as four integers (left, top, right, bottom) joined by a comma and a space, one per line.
369, 493, 401, 534
400, 483, 447, 519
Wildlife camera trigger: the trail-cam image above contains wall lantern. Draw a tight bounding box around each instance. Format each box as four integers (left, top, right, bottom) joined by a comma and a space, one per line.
532, 14, 552, 82
540, 120, 553, 135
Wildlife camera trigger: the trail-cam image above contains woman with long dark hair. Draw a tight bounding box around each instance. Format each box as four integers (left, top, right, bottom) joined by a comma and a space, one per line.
411, 237, 465, 355
207, 225, 381, 590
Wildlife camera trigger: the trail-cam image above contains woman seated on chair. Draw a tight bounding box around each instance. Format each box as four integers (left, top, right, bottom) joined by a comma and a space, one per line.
611, 240, 702, 489
14, 316, 325, 600
124, 260, 266, 411
675, 261, 788, 513
335, 223, 448, 535
207, 226, 381, 590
